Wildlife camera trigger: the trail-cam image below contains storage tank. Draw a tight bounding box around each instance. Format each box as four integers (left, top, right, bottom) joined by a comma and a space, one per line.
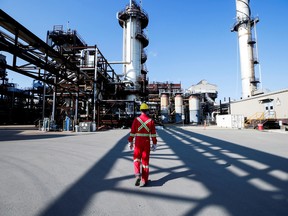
189, 95, 200, 124
160, 93, 169, 123
175, 94, 183, 123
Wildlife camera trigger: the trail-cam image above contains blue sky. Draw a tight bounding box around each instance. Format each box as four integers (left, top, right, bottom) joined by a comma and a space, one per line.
1, 0, 288, 102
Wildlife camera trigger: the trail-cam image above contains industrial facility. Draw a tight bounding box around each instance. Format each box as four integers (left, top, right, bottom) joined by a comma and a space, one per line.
224, 0, 287, 129
0, 0, 287, 131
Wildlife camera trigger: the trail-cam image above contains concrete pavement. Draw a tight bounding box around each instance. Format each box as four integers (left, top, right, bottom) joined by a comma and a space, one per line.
0, 125, 287, 216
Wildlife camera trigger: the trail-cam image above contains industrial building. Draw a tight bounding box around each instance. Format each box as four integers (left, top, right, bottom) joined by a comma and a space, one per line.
216, 0, 287, 130
230, 89, 288, 127
0, 0, 287, 131
0, 0, 220, 130
1, 1, 149, 130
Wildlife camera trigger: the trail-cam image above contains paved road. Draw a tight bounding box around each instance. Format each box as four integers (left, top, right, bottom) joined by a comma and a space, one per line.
0, 126, 287, 216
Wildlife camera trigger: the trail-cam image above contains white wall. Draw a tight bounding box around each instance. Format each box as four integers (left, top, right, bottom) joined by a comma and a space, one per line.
230, 89, 288, 120
216, 114, 244, 129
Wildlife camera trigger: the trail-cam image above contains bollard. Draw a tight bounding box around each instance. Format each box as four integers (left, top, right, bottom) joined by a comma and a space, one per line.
258, 124, 263, 131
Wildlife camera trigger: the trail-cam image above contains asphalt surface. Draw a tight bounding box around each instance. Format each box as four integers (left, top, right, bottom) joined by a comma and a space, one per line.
0, 125, 288, 216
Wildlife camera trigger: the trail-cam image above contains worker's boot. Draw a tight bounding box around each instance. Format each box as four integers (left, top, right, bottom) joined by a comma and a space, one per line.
140, 181, 148, 187
135, 176, 141, 186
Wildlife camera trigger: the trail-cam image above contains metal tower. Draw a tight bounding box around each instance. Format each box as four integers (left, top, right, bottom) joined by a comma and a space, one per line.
231, 0, 260, 99
117, 0, 149, 101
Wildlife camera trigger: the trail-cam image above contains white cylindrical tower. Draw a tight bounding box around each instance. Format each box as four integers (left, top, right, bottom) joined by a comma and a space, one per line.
118, 1, 149, 101
189, 95, 200, 124
175, 94, 183, 123
124, 13, 141, 87
160, 93, 169, 123
232, 0, 259, 99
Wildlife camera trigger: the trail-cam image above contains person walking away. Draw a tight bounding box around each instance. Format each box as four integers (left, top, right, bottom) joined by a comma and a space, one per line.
128, 103, 157, 187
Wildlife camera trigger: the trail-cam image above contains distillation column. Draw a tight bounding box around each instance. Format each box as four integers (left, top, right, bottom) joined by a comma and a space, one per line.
232, 0, 259, 99
117, 0, 149, 101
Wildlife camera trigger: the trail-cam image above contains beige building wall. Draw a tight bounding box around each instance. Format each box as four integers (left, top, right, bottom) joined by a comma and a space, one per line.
230, 89, 288, 121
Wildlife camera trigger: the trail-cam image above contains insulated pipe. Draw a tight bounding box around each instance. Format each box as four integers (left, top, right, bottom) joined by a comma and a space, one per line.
92, 47, 98, 131
205, 92, 215, 105
234, 0, 257, 98
51, 77, 57, 122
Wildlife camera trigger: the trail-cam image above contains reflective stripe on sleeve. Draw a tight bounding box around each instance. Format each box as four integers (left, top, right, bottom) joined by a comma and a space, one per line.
142, 165, 149, 169
130, 133, 135, 137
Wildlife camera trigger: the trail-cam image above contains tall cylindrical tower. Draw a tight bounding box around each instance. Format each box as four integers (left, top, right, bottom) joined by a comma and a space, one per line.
175, 94, 183, 123
160, 93, 169, 123
118, 0, 149, 101
232, 0, 259, 99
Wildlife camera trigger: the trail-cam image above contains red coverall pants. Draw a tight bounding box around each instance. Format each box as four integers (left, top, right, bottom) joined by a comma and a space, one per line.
133, 136, 151, 182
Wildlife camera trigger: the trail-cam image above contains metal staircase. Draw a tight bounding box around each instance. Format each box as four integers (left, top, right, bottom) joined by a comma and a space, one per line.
245, 111, 279, 129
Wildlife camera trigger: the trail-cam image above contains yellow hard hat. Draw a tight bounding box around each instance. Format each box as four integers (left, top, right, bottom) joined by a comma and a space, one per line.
140, 103, 149, 110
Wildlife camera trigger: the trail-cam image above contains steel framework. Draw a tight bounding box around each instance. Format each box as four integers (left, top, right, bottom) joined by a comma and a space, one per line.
0, 9, 136, 129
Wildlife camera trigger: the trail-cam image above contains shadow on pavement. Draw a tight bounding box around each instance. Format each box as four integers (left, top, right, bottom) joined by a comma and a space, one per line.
35, 126, 288, 216
38, 133, 131, 216
154, 127, 288, 216
147, 169, 195, 187
0, 126, 76, 141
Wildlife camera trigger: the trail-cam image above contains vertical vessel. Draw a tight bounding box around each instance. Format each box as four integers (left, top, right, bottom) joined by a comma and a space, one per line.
232, 0, 259, 99
175, 94, 183, 123
118, 0, 149, 101
160, 93, 169, 123
189, 95, 200, 124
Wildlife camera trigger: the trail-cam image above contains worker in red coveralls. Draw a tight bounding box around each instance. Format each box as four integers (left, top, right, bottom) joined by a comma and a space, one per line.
128, 103, 157, 187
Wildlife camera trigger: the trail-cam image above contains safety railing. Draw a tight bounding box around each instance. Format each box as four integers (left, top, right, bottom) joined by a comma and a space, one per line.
245, 112, 264, 128
245, 111, 277, 128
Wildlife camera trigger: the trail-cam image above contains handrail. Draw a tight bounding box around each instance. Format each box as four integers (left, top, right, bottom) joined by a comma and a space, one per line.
245, 112, 264, 122
264, 110, 276, 119
245, 111, 277, 128
245, 112, 263, 126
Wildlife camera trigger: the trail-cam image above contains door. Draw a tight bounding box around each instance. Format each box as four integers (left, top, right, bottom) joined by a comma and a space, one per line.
264, 101, 275, 119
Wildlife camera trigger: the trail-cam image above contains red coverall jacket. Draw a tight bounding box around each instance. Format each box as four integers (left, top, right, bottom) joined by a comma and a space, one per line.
128, 112, 157, 144
128, 112, 157, 183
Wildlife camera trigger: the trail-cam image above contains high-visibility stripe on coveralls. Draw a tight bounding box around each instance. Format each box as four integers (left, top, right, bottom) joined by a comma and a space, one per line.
137, 117, 151, 133
130, 117, 152, 138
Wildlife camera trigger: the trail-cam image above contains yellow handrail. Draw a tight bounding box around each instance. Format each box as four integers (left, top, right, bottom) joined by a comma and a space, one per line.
245, 111, 277, 128
245, 112, 264, 125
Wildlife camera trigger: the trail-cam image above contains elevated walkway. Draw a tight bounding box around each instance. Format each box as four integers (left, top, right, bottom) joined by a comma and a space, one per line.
117, 2, 149, 29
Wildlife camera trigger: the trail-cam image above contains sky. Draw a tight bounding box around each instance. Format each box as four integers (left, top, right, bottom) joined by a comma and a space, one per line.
1, 0, 288, 102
